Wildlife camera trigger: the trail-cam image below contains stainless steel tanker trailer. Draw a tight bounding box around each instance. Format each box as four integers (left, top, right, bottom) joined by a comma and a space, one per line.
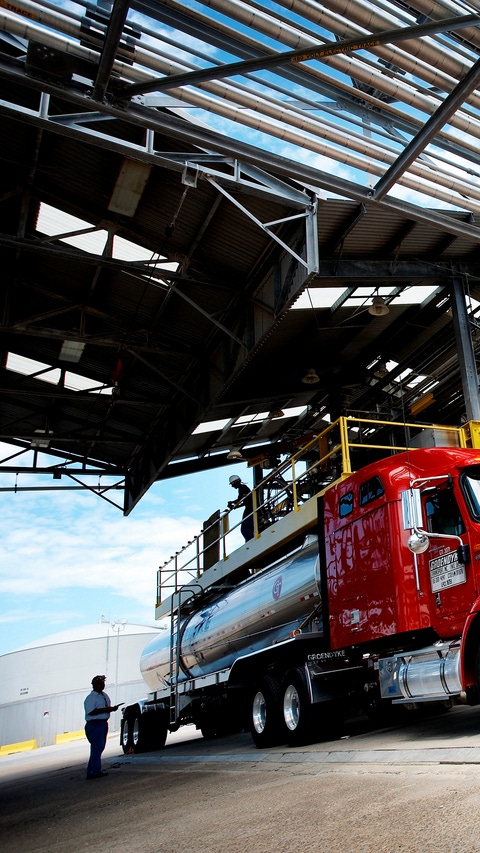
120, 417, 480, 752
125, 535, 333, 750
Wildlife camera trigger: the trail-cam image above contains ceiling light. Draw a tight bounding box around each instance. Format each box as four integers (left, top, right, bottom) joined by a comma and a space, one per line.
59, 341, 86, 363
227, 448, 244, 460
374, 361, 388, 378
31, 429, 50, 449
108, 159, 152, 217
368, 295, 389, 316
302, 368, 320, 385
268, 407, 284, 419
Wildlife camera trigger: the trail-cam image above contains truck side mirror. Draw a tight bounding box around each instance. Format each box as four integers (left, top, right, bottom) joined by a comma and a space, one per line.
401, 488, 424, 530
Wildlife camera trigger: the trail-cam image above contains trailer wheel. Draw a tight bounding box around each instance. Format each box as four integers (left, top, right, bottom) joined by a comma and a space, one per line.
147, 712, 169, 751
282, 669, 315, 747
250, 676, 285, 748
122, 708, 167, 754
120, 714, 133, 753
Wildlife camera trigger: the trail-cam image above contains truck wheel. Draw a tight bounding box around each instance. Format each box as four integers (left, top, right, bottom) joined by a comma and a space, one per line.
123, 709, 167, 753
120, 714, 133, 753
282, 669, 315, 747
250, 675, 285, 748
147, 712, 169, 751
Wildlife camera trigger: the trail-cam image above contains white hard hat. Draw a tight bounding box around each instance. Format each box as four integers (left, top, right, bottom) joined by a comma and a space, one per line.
229, 474, 241, 484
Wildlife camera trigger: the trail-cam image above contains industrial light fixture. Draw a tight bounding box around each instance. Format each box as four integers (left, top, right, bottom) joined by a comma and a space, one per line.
59, 340, 86, 363
108, 159, 152, 217
302, 368, 320, 385
373, 361, 388, 378
227, 448, 244, 460
268, 407, 284, 419
368, 293, 390, 317
31, 429, 50, 449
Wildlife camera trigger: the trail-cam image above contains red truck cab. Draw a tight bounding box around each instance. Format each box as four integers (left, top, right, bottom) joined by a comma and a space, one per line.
324, 447, 480, 653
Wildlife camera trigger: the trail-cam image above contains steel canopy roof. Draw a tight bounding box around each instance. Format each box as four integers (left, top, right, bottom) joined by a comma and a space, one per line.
1, 1, 480, 512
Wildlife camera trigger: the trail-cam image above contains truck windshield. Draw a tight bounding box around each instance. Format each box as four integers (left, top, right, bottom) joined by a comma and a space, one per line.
460, 467, 480, 522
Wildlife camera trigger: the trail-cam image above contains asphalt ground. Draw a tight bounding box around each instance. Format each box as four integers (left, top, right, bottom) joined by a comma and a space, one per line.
1, 705, 480, 852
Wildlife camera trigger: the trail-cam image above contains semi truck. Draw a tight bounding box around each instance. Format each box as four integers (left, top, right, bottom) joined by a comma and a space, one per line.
120, 415, 480, 751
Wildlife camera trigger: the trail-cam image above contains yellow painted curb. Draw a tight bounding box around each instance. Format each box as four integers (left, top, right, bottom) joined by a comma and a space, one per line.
0, 739, 37, 755
55, 730, 86, 745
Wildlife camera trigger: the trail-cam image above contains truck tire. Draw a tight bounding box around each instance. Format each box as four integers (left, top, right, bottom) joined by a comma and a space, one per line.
122, 708, 167, 754
146, 712, 169, 751
282, 668, 315, 747
120, 714, 133, 753
283, 670, 344, 745
250, 675, 285, 748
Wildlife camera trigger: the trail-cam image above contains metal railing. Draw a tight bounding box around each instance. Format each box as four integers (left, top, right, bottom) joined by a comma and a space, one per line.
156, 417, 480, 606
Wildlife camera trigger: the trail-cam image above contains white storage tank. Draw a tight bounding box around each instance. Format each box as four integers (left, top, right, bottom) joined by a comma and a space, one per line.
0, 621, 165, 748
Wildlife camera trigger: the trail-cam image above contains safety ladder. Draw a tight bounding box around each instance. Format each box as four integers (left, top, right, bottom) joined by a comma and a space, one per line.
168, 603, 180, 726
168, 584, 203, 727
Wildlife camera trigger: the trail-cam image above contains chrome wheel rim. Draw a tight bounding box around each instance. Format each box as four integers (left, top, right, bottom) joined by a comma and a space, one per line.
283, 684, 300, 731
132, 716, 140, 746
121, 720, 130, 749
252, 690, 267, 734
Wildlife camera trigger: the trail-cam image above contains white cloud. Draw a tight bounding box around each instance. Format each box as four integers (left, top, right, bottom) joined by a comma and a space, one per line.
0, 498, 200, 606
0, 450, 248, 653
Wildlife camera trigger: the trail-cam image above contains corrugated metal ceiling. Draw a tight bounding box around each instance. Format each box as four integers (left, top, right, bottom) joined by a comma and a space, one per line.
1, 1, 480, 512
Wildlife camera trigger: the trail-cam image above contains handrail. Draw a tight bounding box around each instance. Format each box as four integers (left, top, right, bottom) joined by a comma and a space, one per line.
156, 417, 480, 605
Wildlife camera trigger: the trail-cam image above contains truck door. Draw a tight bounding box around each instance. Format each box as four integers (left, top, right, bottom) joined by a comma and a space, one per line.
422, 484, 473, 625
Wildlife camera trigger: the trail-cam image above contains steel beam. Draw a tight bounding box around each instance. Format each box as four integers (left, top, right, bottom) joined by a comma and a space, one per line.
92, 0, 130, 101
450, 274, 480, 422
2, 60, 480, 243
373, 57, 480, 201
122, 14, 480, 98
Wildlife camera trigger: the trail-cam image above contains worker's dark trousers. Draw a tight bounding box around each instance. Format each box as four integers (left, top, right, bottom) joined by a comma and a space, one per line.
85, 720, 108, 778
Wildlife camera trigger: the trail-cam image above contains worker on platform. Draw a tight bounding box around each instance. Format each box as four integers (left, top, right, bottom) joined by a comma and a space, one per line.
228, 474, 254, 541
84, 675, 122, 780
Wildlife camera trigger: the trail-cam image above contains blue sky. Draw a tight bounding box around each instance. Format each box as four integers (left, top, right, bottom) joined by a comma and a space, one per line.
0, 448, 248, 655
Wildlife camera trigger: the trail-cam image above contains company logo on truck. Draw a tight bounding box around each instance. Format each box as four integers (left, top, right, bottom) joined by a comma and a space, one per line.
307, 650, 346, 661
272, 576, 282, 600
429, 550, 466, 592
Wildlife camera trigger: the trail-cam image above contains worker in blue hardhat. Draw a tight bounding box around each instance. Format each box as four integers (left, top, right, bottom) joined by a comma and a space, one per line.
228, 474, 254, 541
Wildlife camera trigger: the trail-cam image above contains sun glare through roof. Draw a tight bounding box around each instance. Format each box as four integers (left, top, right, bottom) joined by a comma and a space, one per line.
193, 406, 308, 436
292, 285, 439, 310
6, 353, 110, 394
37, 203, 153, 261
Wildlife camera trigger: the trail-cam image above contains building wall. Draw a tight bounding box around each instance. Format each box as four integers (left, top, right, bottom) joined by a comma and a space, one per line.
0, 626, 162, 747
0, 681, 150, 748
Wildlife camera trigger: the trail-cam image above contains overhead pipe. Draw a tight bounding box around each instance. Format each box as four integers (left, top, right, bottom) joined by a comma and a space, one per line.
272, 0, 480, 116
162, 0, 480, 162
382, 0, 480, 54
22, 0, 480, 158
294, 0, 475, 80
2, 7, 480, 210
373, 55, 480, 200
200, 0, 474, 89
4, 0, 480, 209
151, 79, 480, 212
